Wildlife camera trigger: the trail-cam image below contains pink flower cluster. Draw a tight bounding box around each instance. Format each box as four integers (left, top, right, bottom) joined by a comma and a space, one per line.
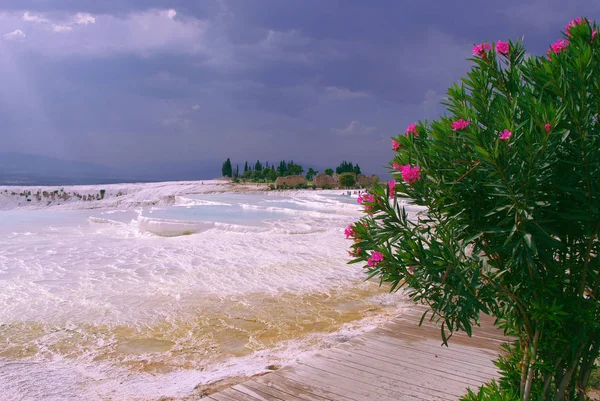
496, 40, 510, 55
451, 119, 470, 131
549, 39, 569, 54
388, 180, 396, 198
405, 123, 418, 137
472, 42, 491, 57
499, 129, 512, 141
569, 17, 598, 43
392, 140, 402, 151
368, 251, 384, 267
565, 17, 583, 36
357, 193, 374, 205
394, 163, 422, 184
344, 225, 355, 239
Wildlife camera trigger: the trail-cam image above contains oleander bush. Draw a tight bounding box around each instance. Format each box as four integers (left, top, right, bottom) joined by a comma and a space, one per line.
347, 18, 599, 401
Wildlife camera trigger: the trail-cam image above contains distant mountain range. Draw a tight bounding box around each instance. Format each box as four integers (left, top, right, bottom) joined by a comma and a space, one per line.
0, 153, 221, 185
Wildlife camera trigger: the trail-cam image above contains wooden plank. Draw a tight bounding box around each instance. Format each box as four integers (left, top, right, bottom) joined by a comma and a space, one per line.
280, 365, 396, 401
272, 371, 362, 401
384, 315, 509, 344
399, 310, 504, 338
340, 336, 499, 378
243, 380, 314, 401
380, 320, 507, 349
294, 362, 419, 401
207, 391, 242, 401
300, 354, 454, 400
323, 346, 478, 394
364, 329, 501, 366
400, 309, 508, 341
216, 387, 264, 401
232, 383, 285, 401
316, 349, 479, 395
255, 373, 339, 401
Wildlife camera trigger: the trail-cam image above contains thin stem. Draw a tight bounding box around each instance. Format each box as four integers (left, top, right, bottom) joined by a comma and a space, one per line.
554, 340, 586, 401
523, 327, 540, 401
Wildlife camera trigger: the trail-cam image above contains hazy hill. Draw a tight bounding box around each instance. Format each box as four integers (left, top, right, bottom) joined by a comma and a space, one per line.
0, 153, 220, 185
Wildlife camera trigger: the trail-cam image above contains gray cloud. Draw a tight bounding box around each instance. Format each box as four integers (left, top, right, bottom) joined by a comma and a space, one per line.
3, 29, 25, 39
332, 121, 376, 136
325, 86, 369, 100
0, 0, 598, 178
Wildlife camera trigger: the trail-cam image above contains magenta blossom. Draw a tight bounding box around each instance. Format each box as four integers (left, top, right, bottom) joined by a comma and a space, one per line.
545, 123, 552, 133
565, 17, 583, 36
405, 122, 418, 137
344, 225, 355, 239
395, 164, 421, 184
472, 42, 491, 57
392, 140, 402, 151
357, 193, 374, 205
367, 251, 384, 267
451, 119, 470, 131
496, 40, 510, 55
549, 39, 569, 54
499, 129, 512, 141
388, 180, 396, 198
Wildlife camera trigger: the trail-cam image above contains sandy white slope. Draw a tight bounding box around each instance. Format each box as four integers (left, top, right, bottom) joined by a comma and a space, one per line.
0, 180, 270, 210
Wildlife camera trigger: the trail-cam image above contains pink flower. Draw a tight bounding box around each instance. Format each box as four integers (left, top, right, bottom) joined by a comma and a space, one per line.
472, 42, 491, 57
549, 39, 569, 54
344, 225, 355, 239
388, 180, 396, 198
499, 129, 512, 141
368, 251, 384, 267
545, 123, 551, 133
395, 164, 421, 184
405, 122, 418, 137
451, 119, 470, 131
565, 17, 583, 36
357, 193, 374, 205
593, 30, 598, 42
496, 40, 510, 55
392, 140, 402, 151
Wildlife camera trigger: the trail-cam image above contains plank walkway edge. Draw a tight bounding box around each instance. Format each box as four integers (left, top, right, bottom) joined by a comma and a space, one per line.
208, 304, 510, 401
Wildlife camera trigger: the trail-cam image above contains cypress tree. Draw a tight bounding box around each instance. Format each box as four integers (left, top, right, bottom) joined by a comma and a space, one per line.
221, 158, 233, 177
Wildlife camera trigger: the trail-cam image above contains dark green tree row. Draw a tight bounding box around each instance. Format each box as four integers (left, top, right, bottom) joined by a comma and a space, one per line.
335, 160, 361, 175
221, 159, 363, 181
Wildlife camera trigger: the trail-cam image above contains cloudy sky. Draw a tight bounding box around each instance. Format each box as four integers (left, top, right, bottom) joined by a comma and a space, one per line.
1, 1, 598, 175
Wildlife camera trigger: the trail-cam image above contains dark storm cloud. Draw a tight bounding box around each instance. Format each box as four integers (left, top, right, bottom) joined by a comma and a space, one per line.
1, 0, 599, 176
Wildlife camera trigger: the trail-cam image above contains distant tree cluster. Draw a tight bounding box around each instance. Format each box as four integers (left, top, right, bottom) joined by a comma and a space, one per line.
335, 160, 361, 175
220, 158, 364, 183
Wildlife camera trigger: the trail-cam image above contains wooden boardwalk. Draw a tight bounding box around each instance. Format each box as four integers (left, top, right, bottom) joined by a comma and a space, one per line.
206, 305, 508, 401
